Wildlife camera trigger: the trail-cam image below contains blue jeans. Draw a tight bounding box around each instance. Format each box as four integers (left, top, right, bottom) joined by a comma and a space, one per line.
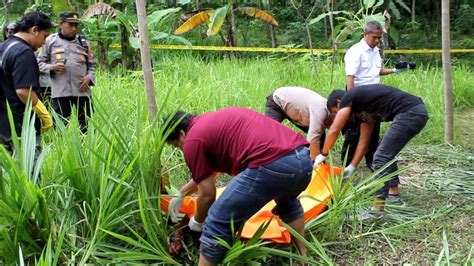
199, 146, 313, 264
372, 104, 429, 198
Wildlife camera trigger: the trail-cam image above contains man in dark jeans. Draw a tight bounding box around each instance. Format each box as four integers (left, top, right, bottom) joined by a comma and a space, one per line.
314, 84, 428, 219
164, 107, 312, 265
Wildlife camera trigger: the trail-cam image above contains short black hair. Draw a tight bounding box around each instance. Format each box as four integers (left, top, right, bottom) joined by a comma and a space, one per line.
162, 111, 195, 142
327, 90, 346, 110
16, 12, 53, 33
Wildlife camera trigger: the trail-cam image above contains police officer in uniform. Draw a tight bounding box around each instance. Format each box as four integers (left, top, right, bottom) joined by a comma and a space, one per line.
38, 11, 96, 133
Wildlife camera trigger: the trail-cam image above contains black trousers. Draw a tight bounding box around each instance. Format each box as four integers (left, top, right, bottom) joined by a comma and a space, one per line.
52, 96, 93, 133
341, 120, 380, 169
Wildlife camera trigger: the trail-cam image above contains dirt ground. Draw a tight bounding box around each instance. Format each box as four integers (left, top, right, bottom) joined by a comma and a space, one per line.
332, 109, 474, 264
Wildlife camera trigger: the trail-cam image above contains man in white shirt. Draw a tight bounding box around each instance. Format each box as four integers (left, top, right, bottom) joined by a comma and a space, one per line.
344, 20, 405, 90
265, 86, 334, 160
342, 21, 409, 170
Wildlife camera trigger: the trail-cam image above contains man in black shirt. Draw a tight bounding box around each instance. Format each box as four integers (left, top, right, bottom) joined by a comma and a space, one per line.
314, 84, 429, 218
0, 12, 53, 152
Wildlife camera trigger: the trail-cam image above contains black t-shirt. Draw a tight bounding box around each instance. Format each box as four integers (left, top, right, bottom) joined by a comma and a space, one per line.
0, 36, 41, 138
339, 84, 423, 122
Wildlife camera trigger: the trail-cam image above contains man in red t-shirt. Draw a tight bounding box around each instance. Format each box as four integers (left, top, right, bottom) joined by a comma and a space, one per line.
164, 107, 312, 265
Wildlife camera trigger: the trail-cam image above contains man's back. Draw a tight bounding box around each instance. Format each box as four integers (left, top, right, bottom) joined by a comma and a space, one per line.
0, 36, 41, 137
339, 84, 424, 122
272, 86, 328, 126
183, 107, 308, 182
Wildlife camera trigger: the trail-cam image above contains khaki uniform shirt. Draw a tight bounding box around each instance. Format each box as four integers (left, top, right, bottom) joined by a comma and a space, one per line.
37, 33, 96, 98
272, 86, 330, 145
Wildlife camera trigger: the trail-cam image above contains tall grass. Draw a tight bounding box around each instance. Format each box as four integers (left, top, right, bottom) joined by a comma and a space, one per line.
0, 55, 472, 264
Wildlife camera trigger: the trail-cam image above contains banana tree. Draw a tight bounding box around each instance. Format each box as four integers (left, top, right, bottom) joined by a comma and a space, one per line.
174, 3, 278, 49
128, 7, 191, 49
83, 2, 138, 69
309, 0, 409, 47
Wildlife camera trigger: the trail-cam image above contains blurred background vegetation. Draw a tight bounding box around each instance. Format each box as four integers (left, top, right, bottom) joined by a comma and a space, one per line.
1, 0, 473, 69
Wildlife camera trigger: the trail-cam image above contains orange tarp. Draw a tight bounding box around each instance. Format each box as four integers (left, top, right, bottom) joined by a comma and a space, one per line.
161, 164, 341, 243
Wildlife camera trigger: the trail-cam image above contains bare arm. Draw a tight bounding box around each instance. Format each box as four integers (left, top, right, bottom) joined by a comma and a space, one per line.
309, 140, 320, 160
16, 88, 39, 105
178, 179, 198, 196
346, 75, 355, 90
380, 68, 395, 76
179, 172, 219, 196
194, 177, 217, 223
350, 121, 374, 167
321, 107, 351, 155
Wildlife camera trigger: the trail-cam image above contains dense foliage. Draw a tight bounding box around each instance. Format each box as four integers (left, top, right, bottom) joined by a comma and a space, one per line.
0, 56, 473, 264
1, 0, 473, 69
0, 0, 473, 264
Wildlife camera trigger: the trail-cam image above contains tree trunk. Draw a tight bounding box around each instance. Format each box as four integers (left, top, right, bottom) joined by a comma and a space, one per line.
289, 0, 318, 73
323, 6, 328, 38
229, 6, 237, 47
304, 24, 317, 72
120, 23, 128, 70
269, 25, 277, 48
226, 5, 237, 58
97, 38, 107, 69
4, 0, 8, 23
441, 0, 453, 143
328, 0, 336, 83
135, 0, 157, 120
411, 0, 416, 22
268, 1, 277, 48
381, 10, 391, 54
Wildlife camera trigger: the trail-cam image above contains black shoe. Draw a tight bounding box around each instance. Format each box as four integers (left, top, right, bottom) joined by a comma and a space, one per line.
386, 194, 406, 207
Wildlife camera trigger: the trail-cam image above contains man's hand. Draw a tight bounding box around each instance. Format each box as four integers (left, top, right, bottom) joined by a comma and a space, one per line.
393, 67, 409, 74
168, 192, 184, 223
343, 164, 357, 179
32, 100, 53, 132
79, 76, 92, 92
188, 216, 203, 232
50, 63, 66, 73
313, 153, 327, 170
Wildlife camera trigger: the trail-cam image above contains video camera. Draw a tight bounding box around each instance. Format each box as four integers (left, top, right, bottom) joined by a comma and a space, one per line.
395, 60, 416, 70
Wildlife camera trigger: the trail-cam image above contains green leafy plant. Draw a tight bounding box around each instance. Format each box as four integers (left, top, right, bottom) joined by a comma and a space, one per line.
309, 0, 397, 45
0, 101, 50, 262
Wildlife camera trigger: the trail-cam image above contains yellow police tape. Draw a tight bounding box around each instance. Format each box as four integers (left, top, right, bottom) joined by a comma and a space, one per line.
109, 43, 474, 54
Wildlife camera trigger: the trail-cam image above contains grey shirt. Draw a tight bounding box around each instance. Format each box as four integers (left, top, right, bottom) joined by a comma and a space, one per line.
37, 33, 96, 98
272, 86, 330, 144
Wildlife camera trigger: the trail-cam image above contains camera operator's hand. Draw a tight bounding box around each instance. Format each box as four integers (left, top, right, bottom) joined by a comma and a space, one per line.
393, 67, 409, 74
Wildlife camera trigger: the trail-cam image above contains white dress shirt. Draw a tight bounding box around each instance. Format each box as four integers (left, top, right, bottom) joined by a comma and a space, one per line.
344, 39, 382, 86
